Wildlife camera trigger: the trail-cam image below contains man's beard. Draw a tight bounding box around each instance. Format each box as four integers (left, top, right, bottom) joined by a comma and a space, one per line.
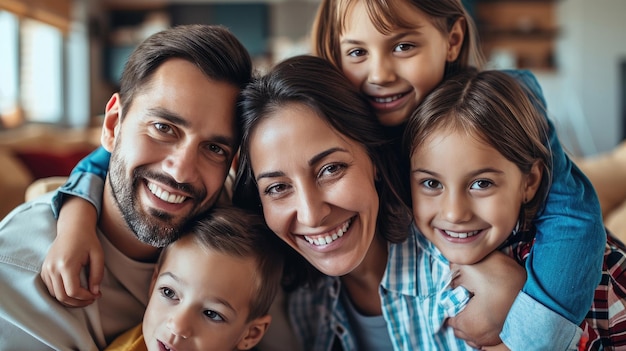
108, 149, 208, 248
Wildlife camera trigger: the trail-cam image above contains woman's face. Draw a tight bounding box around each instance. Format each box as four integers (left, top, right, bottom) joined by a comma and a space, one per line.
249, 103, 380, 276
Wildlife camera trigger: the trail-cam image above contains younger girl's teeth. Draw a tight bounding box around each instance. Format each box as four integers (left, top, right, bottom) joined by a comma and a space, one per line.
305, 219, 351, 246
444, 230, 479, 238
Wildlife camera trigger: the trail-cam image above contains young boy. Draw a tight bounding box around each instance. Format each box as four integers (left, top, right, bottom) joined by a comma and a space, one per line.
106, 206, 284, 351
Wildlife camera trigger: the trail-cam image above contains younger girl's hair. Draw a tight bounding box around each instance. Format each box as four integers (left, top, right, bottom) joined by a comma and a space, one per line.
311, 0, 484, 77
404, 69, 552, 231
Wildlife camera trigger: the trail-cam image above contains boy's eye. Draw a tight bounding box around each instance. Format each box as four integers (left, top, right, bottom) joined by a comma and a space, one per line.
204, 310, 225, 322
159, 287, 176, 299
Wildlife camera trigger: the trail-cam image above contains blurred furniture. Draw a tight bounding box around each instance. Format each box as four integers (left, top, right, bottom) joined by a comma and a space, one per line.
575, 141, 626, 242
0, 125, 99, 219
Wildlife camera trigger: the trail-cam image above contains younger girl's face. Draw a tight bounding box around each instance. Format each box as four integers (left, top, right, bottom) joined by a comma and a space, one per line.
410, 129, 540, 265
249, 103, 380, 277
339, 1, 464, 126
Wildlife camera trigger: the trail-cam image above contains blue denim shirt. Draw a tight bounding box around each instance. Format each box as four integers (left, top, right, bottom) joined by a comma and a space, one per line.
53, 70, 605, 349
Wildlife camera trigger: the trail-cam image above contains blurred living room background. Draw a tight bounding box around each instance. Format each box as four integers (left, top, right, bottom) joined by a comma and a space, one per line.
0, 0, 625, 219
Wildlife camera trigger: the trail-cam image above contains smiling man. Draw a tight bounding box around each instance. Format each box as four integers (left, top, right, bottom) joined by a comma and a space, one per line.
0, 24, 252, 350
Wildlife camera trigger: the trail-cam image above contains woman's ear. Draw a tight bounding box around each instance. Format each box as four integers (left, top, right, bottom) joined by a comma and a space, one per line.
523, 161, 543, 203
447, 17, 466, 62
101, 93, 122, 153
237, 315, 272, 350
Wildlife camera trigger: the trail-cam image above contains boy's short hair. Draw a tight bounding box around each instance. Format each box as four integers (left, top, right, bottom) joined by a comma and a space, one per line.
158, 206, 284, 321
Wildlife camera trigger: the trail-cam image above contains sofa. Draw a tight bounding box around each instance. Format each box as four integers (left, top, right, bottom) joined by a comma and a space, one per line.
0, 125, 100, 220
574, 141, 626, 243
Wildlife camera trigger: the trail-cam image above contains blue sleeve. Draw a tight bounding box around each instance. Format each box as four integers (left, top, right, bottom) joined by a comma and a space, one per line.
504, 70, 605, 324
501, 292, 582, 351
50, 146, 111, 218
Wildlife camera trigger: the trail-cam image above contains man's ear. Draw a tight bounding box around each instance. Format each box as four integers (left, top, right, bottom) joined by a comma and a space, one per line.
101, 93, 122, 153
447, 17, 466, 62
236, 315, 272, 350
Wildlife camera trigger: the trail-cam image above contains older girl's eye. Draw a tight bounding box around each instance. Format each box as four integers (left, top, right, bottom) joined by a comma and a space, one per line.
154, 123, 173, 134
347, 48, 366, 57
421, 179, 442, 189
204, 310, 225, 322
394, 43, 415, 52
470, 179, 493, 190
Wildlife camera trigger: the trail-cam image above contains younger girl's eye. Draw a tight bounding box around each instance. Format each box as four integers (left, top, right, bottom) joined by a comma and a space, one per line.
204, 310, 225, 322
420, 179, 442, 189
471, 179, 493, 190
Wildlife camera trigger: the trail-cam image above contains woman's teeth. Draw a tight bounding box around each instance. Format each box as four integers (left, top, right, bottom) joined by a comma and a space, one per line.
148, 183, 186, 204
444, 230, 479, 239
304, 220, 351, 246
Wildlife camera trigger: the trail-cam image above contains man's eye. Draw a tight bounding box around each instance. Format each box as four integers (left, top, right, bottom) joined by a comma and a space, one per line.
207, 144, 225, 155
154, 123, 173, 134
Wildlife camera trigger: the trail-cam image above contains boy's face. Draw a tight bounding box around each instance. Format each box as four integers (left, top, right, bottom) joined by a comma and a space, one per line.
339, 1, 463, 126
102, 58, 240, 248
410, 129, 540, 265
142, 235, 269, 351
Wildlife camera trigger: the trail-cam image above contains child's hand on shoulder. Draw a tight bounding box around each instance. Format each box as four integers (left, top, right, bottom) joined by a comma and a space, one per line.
446, 251, 526, 348
41, 196, 104, 307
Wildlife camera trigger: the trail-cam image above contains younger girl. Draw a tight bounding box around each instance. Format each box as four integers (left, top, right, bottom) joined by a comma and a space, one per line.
311, 0, 606, 346
406, 68, 625, 350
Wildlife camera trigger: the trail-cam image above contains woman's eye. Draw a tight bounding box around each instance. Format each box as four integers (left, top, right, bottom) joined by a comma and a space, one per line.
421, 179, 441, 189
265, 183, 288, 195
204, 310, 225, 322
471, 179, 493, 189
394, 43, 414, 52
159, 287, 176, 300
154, 123, 173, 134
320, 163, 345, 177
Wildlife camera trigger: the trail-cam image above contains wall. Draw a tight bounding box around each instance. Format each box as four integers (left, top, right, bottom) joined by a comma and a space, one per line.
545, 0, 626, 156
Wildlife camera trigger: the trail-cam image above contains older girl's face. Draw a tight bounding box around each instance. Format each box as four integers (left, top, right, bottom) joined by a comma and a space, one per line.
249, 103, 380, 277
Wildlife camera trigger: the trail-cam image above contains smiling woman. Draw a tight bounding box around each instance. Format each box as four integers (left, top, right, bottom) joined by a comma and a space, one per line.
233, 54, 414, 350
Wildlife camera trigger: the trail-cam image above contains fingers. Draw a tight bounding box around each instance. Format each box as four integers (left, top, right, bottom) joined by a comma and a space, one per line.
88, 248, 105, 296
41, 259, 98, 307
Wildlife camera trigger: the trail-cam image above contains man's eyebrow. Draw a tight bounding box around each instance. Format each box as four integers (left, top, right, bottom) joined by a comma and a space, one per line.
147, 107, 190, 128
147, 107, 236, 147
